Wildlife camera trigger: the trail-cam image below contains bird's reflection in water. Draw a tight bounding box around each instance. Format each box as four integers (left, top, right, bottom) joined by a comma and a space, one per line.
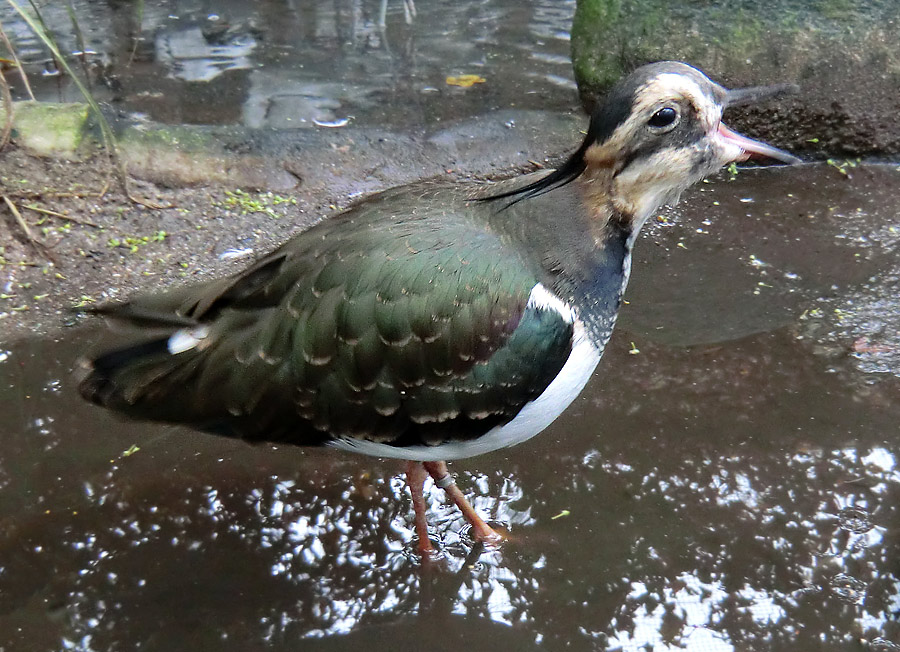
245, 470, 538, 638
4, 325, 900, 649
4, 464, 539, 649
2, 436, 900, 650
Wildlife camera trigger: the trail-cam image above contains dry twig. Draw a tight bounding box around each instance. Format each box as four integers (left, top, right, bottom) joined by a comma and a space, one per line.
23, 203, 100, 228
2, 194, 56, 263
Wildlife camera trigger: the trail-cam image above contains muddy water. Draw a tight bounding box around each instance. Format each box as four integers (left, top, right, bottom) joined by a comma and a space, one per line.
1, 0, 577, 128
1, 164, 899, 651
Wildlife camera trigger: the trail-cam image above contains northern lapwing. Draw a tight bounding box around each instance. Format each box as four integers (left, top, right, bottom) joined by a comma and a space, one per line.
78, 62, 799, 556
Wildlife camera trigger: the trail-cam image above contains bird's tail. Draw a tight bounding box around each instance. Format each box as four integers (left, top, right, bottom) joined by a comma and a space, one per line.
76, 326, 208, 420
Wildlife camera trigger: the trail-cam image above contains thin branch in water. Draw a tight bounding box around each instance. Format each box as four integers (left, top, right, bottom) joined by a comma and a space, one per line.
404, 0, 417, 24
127, 0, 144, 66
65, 0, 92, 92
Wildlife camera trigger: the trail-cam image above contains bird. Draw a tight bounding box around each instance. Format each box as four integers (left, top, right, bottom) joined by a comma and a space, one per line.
77, 62, 799, 557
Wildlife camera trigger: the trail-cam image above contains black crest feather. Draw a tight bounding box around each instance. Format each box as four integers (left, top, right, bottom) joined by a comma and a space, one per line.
481, 79, 635, 207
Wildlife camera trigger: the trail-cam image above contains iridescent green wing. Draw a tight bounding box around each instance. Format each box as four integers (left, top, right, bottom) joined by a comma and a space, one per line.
81, 185, 574, 448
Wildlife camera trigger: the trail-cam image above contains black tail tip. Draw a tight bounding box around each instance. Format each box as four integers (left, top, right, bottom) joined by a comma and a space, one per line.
74, 355, 115, 407
74, 336, 171, 408
74, 356, 101, 404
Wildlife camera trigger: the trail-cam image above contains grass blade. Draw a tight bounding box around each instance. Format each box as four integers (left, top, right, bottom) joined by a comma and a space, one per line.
65, 0, 92, 91
0, 17, 35, 99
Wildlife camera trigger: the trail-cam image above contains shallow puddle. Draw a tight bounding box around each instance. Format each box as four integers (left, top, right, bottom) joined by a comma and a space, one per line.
0, 0, 578, 128
3, 0, 900, 649
1, 164, 899, 651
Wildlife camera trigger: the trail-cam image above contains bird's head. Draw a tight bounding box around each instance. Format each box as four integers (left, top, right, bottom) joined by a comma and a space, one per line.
492, 61, 799, 232
582, 61, 798, 223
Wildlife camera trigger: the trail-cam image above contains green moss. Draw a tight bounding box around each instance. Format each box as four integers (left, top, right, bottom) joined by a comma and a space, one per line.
571, 0, 626, 92
216, 189, 297, 219
12, 102, 90, 158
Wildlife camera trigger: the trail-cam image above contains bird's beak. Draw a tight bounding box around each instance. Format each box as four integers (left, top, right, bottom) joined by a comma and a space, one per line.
724, 83, 798, 108
717, 83, 801, 165
717, 123, 801, 165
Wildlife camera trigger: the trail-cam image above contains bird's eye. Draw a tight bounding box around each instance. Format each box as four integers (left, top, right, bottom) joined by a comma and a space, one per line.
648, 107, 678, 129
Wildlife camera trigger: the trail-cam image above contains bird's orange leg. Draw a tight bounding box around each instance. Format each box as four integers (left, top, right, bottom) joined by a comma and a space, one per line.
423, 460, 504, 544
406, 460, 436, 556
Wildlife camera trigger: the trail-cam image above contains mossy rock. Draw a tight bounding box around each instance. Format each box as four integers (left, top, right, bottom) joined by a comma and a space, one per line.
572, 0, 900, 156
10, 102, 91, 159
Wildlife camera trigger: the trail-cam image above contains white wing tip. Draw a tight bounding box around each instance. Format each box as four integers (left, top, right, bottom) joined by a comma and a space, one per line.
167, 325, 210, 354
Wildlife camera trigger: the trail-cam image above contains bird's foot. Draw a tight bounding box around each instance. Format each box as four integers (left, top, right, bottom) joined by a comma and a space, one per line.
464, 519, 506, 546
422, 460, 506, 547
406, 460, 510, 559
